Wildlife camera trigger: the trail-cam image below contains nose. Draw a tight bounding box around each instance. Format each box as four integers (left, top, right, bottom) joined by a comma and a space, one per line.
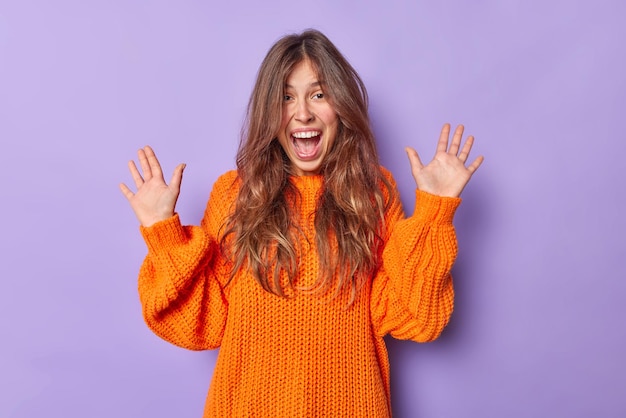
294, 99, 313, 123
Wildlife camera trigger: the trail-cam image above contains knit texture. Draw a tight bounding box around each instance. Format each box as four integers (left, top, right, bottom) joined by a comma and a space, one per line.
138, 168, 460, 417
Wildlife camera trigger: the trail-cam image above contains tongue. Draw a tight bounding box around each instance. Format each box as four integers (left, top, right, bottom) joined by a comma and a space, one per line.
294, 137, 319, 157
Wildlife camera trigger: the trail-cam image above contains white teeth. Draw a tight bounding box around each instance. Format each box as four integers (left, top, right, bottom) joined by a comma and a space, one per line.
292, 131, 320, 139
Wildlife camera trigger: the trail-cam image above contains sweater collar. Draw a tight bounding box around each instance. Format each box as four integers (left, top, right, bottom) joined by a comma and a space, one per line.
289, 174, 324, 190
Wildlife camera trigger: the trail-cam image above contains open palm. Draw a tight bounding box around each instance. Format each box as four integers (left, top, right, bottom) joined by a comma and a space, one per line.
405, 124, 483, 198
119, 146, 186, 227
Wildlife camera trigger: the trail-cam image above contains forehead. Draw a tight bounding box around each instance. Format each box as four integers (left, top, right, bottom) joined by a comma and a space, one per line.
285, 59, 320, 88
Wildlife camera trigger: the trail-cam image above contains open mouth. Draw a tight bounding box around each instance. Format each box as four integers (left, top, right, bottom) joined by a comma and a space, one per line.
291, 131, 322, 160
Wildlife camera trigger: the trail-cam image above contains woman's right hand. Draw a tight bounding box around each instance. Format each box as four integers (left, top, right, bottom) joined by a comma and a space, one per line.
119, 146, 186, 227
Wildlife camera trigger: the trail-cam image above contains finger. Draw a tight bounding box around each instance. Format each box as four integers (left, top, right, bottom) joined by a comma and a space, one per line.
448, 124, 464, 156
128, 160, 144, 188
169, 163, 186, 193
119, 183, 135, 200
458, 135, 474, 163
405, 146, 424, 171
137, 148, 152, 181
467, 155, 484, 174
143, 146, 166, 182
436, 123, 451, 154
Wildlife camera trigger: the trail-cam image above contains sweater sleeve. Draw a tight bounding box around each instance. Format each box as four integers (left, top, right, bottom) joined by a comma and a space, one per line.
371, 173, 460, 342
137, 171, 237, 350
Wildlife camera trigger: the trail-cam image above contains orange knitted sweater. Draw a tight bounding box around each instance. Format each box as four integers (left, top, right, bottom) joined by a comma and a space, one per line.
138, 168, 459, 417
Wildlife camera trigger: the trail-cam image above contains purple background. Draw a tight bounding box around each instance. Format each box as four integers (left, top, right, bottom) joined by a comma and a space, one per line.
1, 1, 625, 417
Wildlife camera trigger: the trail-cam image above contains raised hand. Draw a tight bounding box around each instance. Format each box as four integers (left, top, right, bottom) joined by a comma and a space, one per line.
119, 146, 186, 227
405, 123, 483, 198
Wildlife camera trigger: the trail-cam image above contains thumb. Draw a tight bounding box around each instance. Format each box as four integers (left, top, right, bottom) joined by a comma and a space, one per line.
169, 163, 186, 192
405, 147, 424, 172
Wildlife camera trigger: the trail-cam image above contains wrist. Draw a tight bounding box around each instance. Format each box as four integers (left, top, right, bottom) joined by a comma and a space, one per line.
139, 212, 174, 228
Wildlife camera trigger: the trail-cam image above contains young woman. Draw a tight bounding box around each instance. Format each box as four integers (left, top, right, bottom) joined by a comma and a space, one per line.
120, 29, 483, 417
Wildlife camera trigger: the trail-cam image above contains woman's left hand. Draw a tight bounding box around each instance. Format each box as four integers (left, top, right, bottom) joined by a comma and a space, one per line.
405, 123, 484, 197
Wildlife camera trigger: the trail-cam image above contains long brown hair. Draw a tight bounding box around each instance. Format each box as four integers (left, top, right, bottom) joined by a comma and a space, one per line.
221, 29, 392, 304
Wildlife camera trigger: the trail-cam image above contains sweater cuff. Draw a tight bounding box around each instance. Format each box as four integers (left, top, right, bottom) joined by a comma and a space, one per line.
412, 190, 461, 224
140, 213, 188, 254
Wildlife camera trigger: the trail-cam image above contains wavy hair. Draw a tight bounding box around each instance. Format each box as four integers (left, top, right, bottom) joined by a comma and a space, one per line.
221, 29, 392, 304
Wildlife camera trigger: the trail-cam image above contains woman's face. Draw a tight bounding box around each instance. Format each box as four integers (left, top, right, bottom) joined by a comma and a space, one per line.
277, 59, 339, 176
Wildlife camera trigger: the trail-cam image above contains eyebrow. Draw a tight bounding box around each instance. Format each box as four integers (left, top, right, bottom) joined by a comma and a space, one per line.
284, 81, 322, 89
